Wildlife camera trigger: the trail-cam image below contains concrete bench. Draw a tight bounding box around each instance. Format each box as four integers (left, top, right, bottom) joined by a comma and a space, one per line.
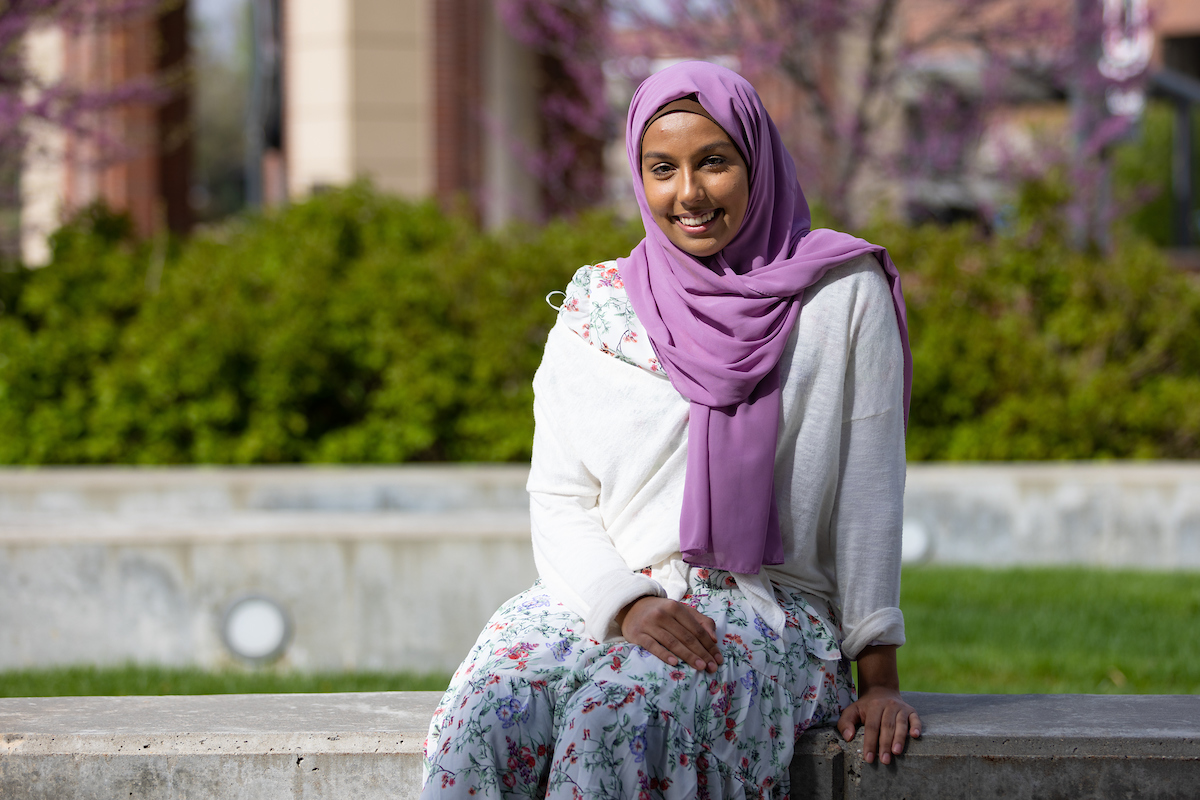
2, 692, 1197, 799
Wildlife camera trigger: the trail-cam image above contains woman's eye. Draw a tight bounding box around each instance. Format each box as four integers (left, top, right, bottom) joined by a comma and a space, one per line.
650, 163, 674, 176
702, 156, 726, 168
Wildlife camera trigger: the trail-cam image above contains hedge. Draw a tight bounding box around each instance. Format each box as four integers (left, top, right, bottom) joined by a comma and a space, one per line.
1, 180, 1198, 464
881, 178, 1200, 459
0, 187, 641, 464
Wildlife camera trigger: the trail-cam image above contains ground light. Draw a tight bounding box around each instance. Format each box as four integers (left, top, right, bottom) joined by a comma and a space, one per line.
221, 595, 292, 664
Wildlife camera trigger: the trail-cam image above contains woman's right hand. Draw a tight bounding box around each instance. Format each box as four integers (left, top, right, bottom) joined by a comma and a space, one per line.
617, 596, 724, 673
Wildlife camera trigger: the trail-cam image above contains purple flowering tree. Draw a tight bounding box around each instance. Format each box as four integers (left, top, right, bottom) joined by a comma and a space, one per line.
496, 0, 613, 215
613, 0, 1101, 228
0, 0, 167, 253
0, 1, 166, 148
502, 0, 1146, 246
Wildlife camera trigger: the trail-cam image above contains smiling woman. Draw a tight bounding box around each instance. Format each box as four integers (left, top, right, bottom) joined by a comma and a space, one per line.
639, 98, 750, 257
420, 61, 918, 800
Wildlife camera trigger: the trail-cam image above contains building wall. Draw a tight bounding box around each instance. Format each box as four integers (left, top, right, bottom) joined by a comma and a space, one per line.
1158, 0, 1200, 38
284, 0, 433, 200
352, 0, 433, 197
285, 0, 354, 192
284, 0, 542, 223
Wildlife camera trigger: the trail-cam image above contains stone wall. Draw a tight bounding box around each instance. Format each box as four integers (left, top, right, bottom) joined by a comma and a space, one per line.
2, 463, 1199, 671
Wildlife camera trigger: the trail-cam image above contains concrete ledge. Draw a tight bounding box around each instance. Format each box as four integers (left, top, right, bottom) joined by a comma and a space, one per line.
794, 693, 1200, 799
3, 692, 1197, 799
0, 691, 443, 800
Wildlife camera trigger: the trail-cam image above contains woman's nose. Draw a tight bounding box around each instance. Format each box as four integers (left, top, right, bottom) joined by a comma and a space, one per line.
680, 169, 706, 204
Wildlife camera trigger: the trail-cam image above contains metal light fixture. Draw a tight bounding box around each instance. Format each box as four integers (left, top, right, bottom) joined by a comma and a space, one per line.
221, 594, 292, 664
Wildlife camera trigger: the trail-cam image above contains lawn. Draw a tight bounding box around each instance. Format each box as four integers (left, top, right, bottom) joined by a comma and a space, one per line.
0, 665, 451, 698
2, 567, 1198, 697
897, 565, 1200, 694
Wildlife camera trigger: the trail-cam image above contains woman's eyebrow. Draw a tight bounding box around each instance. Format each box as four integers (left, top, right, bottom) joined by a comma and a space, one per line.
642, 141, 736, 161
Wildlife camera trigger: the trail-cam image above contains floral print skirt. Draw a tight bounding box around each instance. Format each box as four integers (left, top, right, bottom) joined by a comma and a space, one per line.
421, 569, 856, 800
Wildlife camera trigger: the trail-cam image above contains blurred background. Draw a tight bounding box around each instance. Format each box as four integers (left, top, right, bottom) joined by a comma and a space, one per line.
0, 0, 1199, 697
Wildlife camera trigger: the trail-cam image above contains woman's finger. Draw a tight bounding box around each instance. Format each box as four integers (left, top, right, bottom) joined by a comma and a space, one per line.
678, 605, 723, 664
648, 624, 708, 671
836, 703, 862, 742
631, 633, 680, 668
631, 601, 714, 670
875, 703, 896, 764
651, 603, 718, 670
681, 604, 719, 642
909, 710, 922, 738
890, 706, 910, 756
658, 615, 719, 671
873, 705, 902, 762
861, 703, 882, 763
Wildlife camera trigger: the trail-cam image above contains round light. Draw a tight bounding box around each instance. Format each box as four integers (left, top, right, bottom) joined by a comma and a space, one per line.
901, 520, 931, 564
221, 595, 292, 663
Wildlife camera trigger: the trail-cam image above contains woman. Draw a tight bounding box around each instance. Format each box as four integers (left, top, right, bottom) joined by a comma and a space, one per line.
422, 61, 920, 799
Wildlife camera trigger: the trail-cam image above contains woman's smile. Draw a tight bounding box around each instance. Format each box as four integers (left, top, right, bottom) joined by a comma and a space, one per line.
640, 110, 749, 258
676, 209, 720, 230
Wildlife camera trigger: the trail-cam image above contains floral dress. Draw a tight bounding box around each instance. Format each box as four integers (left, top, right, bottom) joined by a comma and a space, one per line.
422, 264, 857, 800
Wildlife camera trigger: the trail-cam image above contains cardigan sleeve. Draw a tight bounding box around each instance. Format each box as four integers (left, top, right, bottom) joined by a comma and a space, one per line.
526, 326, 665, 642
830, 260, 907, 659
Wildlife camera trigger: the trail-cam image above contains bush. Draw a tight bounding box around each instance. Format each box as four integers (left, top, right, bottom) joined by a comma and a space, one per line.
2, 181, 1198, 464
0, 185, 641, 463
873, 179, 1200, 459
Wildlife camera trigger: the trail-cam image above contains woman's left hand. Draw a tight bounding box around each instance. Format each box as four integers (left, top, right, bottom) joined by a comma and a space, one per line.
836, 645, 921, 765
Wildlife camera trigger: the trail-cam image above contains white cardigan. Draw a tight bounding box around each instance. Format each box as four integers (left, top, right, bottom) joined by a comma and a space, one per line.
526, 254, 906, 659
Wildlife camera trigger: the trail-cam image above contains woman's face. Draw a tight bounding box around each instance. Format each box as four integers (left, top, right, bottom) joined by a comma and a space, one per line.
640, 111, 749, 258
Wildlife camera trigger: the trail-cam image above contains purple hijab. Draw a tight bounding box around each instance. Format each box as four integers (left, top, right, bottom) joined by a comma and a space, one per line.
617, 61, 912, 574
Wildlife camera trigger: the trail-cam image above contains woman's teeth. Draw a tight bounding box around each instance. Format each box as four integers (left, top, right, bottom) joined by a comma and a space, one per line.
677, 210, 717, 226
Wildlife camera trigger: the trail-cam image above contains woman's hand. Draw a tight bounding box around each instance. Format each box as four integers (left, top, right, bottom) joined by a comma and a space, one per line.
618, 596, 724, 673
836, 645, 921, 765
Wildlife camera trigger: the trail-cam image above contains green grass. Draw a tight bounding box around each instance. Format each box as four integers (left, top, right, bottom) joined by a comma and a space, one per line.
898, 566, 1200, 694
0, 664, 451, 698
3, 567, 1198, 698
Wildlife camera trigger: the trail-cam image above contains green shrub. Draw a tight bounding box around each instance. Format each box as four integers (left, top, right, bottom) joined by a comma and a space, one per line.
873, 178, 1200, 459
1, 181, 1198, 463
0, 185, 641, 464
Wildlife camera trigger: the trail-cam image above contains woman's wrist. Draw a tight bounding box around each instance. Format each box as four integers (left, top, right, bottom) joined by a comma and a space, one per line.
854, 644, 900, 693
615, 595, 652, 631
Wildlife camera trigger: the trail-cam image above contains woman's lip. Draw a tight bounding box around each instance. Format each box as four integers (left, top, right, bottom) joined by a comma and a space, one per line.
673, 209, 722, 233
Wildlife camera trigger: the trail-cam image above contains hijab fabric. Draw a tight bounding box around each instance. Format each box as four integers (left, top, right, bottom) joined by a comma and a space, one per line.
618, 61, 913, 574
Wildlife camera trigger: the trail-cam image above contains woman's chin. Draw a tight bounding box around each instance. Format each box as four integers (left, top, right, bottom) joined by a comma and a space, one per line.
662, 229, 727, 258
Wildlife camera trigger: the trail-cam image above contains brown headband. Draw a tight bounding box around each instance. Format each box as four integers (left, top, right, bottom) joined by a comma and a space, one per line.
644, 98, 719, 133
